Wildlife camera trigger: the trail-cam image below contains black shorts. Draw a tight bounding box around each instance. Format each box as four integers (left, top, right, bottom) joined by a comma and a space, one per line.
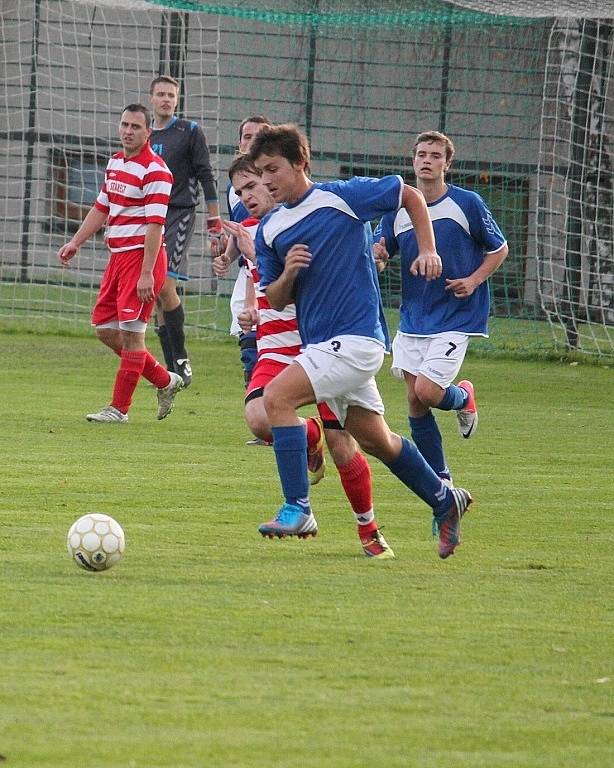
165, 207, 196, 280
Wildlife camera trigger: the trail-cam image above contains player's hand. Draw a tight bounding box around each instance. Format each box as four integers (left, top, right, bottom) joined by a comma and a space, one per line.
136, 271, 155, 302
223, 220, 255, 261
238, 308, 258, 332
445, 276, 479, 298
57, 242, 78, 265
284, 244, 311, 277
410, 250, 442, 281
207, 216, 223, 257
373, 237, 389, 273
212, 252, 231, 277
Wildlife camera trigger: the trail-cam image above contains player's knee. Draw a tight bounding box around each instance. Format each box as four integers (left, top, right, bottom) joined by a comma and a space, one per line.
325, 429, 358, 466
245, 401, 270, 440
355, 429, 399, 463
95, 327, 120, 352
158, 280, 179, 309
414, 377, 444, 409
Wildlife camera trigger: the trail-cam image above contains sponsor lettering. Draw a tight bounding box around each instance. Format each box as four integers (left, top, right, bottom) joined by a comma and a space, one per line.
108, 180, 127, 194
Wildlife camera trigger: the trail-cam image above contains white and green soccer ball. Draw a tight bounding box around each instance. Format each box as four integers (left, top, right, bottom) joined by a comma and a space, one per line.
67, 513, 125, 571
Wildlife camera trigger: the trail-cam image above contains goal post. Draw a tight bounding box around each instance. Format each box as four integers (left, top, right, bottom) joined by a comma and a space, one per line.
1, 0, 613, 361
537, 16, 614, 359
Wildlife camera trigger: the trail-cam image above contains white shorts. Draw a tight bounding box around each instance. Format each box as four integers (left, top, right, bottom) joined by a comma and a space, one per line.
95, 319, 148, 333
295, 335, 386, 427
391, 331, 469, 389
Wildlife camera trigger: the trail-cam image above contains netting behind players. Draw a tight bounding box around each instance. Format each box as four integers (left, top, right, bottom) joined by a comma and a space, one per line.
1, 0, 613, 360
537, 17, 614, 359
0, 0, 221, 333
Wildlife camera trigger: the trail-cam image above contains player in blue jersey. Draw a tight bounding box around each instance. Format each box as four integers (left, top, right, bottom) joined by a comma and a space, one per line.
374, 131, 508, 485
225, 116, 272, 389
149, 75, 221, 386
249, 124, 473, 559
214, 154, 394, 558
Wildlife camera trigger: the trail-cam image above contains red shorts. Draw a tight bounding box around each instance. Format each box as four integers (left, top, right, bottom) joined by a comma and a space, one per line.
245, 356, 340, 427
246, 357, 288, 398
91, 247, 167, 327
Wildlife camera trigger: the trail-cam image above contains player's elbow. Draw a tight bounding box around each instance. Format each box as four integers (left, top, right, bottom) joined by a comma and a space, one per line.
496, 243, 509, 263
265, 289, 287, 311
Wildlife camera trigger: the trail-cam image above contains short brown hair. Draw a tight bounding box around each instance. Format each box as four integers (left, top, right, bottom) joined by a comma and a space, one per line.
228, 153, 261, 183
122, 103, 151, 126
413, 131, 455, 164
149, 75, 179, 94
249, 123, 311, 174
238, 115, 272, 142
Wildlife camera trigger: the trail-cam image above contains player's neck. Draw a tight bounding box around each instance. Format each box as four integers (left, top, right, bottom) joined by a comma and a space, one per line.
285, 177, 313, 204
123, 145, 145, 159
153, 114, 175, 130
417, 179, 448, 203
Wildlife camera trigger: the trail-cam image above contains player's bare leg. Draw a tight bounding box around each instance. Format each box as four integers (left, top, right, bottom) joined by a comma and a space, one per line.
344, 406, 472, 559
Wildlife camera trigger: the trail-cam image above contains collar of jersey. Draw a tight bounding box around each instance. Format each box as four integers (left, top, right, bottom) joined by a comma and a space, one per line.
120, 143, 153, 163
426, 184, 451, 207
151, 115, 178, 131
283, 182, 317, 209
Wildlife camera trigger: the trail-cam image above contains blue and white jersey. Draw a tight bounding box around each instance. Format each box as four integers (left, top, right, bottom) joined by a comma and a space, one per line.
374, 184, 506, 336
226, 181, 250, 223
256, 176, 403, 347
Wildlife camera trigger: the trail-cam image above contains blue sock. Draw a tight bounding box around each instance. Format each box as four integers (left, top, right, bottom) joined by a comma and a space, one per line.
409, 412, 449, 478
271, 425, 310, 511
384, 437, 451, 516
437, 383, 468, 411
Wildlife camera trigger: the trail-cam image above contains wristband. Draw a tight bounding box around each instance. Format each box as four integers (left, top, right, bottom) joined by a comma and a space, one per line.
207, 217, 222, 236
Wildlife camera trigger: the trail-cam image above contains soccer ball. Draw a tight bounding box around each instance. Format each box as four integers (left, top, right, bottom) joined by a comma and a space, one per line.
67, 513, 125, 571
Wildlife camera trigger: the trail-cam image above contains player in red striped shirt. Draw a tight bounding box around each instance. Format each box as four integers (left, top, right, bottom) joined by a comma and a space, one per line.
215, 155, 394, 559
57, 104, 185, 423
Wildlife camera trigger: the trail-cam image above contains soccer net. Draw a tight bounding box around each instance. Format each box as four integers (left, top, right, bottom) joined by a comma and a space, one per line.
1, 0, 613, 361
0, 0, 222, 334
537, 17, 614, 360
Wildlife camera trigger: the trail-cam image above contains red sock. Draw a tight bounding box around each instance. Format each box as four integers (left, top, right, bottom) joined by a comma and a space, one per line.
305, 416, 322, 451
141, 351, 172, 389
337, 451, 378, 536
111, 349, 146, 414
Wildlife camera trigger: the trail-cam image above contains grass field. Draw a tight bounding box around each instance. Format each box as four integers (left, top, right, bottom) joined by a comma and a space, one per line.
2, 281, 614, 364
1, 329, 613, 767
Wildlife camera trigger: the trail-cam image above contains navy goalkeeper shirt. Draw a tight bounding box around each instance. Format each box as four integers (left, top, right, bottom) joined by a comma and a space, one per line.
151, 116, 218, 210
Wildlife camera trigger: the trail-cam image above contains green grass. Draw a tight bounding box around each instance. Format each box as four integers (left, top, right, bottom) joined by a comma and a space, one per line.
1, 330, 613, 767
2, 280, 613, 363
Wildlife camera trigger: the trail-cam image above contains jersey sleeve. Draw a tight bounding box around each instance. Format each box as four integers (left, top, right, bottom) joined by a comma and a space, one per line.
255, 220, 282, 290
372, 211, 398, 257
331, 175, 403, 222
94, 184, 109, 214
94, 160, 111, 213
190, 123, 218, 203
468, 193, 507, 253
142, 164, 173, 224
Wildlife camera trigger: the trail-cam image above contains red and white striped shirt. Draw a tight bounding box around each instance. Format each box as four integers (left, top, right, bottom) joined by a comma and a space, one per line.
241, 217, 302, 363
94, 142, 173, 254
